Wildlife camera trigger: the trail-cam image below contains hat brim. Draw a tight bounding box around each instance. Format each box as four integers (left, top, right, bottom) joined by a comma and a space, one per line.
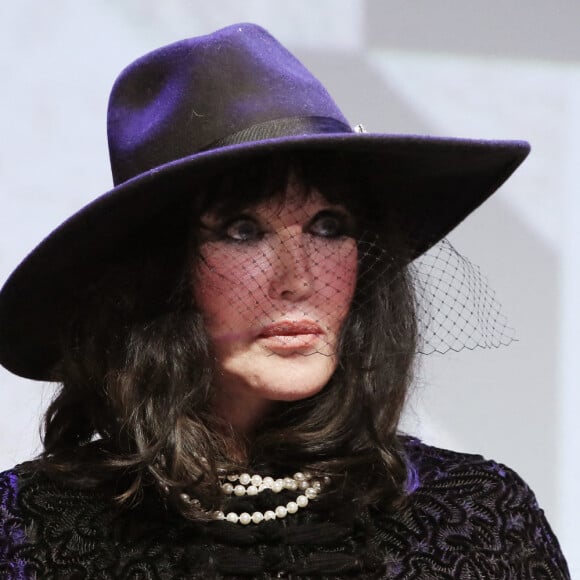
0, 133, 530, 380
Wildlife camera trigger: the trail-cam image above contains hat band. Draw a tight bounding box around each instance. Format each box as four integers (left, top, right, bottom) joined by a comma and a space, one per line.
207, 116, 352, 150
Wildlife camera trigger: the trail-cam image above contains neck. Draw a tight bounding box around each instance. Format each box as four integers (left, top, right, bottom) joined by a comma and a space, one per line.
214, 385, 272, 437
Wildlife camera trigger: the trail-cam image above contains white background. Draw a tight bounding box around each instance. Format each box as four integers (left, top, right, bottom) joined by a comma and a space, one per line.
1, 1, 578, 572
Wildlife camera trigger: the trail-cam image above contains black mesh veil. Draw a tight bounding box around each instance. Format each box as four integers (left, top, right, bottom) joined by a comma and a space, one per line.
191, 163, 514, 365
412, 238, 514, 354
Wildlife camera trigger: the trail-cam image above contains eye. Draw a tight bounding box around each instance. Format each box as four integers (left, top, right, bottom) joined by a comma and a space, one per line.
224, 216, 262, 242
308, 210, 352, 238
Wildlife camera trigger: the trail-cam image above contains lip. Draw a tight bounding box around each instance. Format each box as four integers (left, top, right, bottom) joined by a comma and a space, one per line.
259, 319, 323, 338
258, 319, 324, 352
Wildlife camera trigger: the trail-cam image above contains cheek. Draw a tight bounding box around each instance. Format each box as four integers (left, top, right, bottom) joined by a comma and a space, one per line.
193, 246, 272, 333
310, 240, 358, 325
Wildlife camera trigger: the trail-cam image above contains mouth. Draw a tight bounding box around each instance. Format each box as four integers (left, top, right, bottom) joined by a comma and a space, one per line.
258, 320, 324, 352
259, 319, 323, 338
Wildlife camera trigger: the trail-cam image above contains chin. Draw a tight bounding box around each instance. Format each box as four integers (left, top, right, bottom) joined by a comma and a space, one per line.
253, 373, 330, 405
265, 353, 335, 399
213, 352, 336, 430
221, 352, 335, 402
264, 382, 327, 402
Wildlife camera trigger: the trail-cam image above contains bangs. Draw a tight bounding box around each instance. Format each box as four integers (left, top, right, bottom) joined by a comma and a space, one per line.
193, 152, 369, 224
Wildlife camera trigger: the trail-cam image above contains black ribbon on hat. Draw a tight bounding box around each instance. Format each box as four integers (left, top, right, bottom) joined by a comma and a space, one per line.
207, 116, 353, 150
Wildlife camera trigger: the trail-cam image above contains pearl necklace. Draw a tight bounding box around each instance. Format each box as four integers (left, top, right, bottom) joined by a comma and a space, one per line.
180, 471, 325, 525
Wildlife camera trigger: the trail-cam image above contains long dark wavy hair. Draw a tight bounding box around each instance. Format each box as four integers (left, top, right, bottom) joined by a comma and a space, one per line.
40, 151, 419, 519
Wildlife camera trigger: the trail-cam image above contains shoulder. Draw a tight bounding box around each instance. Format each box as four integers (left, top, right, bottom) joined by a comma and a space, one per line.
0, 463, 37, 518
0, 467, 23, 539
0, 461, 118, 525
0, 464, 37, 576
393, 437, 570, 578
0, 460, 65, 507
0, 462, 167, 577
401, 436, 547, 529
403, 436, 530, 497
0, 461, 60, 522
0, 467, 20, 508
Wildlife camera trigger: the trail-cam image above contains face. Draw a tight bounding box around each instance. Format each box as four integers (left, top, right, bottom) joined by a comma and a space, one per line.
193, 181, 358, 431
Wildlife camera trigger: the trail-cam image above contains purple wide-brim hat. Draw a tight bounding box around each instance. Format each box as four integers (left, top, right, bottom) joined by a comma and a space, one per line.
0, 23, 529, 380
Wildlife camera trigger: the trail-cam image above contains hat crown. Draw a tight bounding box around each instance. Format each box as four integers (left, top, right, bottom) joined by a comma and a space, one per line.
107, 23, 350, 185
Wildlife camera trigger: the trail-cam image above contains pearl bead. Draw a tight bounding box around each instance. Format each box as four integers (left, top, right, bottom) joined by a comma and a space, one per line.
251, 511, 264, 524
296, 495, 308, 508
180, 493, 191, 503
214, 470, 329, 525
286, 501, 298, 514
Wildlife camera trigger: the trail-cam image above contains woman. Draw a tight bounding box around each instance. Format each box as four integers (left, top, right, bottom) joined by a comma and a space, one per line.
0, 23, 570, 579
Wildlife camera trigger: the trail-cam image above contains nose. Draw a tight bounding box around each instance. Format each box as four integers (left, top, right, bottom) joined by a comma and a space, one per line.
268, 231, 314, 302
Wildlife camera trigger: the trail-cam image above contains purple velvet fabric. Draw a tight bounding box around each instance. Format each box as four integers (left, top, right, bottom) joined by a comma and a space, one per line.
0, 472, 27, 579
0, 439, 570, 579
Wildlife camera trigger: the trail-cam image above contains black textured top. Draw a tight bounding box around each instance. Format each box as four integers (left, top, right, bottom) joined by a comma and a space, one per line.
0, 439, 570, 579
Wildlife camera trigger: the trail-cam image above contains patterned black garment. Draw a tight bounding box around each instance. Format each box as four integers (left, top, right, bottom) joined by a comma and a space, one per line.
0, 439, 570, 579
